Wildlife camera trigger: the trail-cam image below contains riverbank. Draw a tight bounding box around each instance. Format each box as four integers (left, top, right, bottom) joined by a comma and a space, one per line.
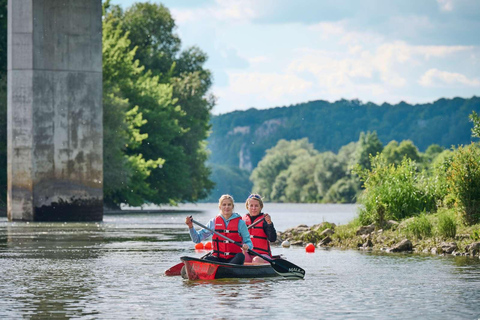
277, 216, 480, 257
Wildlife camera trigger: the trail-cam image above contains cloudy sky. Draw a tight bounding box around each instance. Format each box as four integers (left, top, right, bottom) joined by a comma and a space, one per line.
110, 0, 480, 114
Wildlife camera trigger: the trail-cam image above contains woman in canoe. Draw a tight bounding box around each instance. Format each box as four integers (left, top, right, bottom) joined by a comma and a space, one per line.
242, 194, 277, 262
185, 194, 253, 265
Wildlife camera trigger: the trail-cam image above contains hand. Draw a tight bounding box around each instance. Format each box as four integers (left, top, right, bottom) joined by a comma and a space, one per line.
264, 213, 272, 224
185, 216, 193, 228
242, 244, 249, 251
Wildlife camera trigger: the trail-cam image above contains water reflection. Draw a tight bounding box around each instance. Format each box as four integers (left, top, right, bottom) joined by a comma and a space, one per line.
0, 208, 479, 320
2, 222, 106, 318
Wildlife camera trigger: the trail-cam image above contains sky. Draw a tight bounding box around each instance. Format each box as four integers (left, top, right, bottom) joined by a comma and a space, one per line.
110, 0, 480, 115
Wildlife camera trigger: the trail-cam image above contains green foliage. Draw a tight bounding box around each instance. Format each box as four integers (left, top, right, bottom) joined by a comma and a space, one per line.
470, 111, 480, 139
403, 214, 433, 239
447, 143, 480, 225
436, 209, 457, 239
250, 138, 317, 201
102, 2, 213, 205
283, 155, 319, 203
354, 131, 383, 170
313, 152, 345, 198
382, 140, 421, 167
121, 2, 180, 77
332, 218, 363, 241
102, 9, 164, 207
324, 177, 359, 203
208, 97, 480, 172
354, 155, 439, 225
471, 229, 480, 241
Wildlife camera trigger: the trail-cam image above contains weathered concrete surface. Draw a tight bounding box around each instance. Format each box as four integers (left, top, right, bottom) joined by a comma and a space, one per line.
7, 0, 103, 221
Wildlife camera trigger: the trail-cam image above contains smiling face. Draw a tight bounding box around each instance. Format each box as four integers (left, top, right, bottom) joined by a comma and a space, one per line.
247, 199, 262, 217
219, 198, 234, 218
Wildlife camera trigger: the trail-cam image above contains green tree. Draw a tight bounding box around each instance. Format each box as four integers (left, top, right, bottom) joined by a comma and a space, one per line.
325, 177, 359, 203
421, 144, 444, 169
250, 138, 318, 201
102, 3, 165, 207
382, 140, 421, 166
284, 155, 319, 203
354, 131, 383, 170
313, 152, 345, 199
109, 2, 214, 204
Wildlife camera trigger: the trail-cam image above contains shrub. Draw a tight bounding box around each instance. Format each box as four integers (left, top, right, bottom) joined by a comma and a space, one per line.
436, 209, 457, 239
447, 143, 480, 225
403, 213, 433, 239
354, 155, 439, 225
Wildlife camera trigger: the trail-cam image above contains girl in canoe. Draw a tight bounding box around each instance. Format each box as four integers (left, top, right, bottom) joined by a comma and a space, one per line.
185, 194, 253, 265
242, 194, 277, 262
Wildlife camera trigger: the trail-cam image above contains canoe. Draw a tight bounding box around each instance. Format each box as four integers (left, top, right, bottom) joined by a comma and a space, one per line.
180, 256, 280, 280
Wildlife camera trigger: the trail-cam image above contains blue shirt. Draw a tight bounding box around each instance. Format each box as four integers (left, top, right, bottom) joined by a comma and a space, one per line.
189, 213, 253, 250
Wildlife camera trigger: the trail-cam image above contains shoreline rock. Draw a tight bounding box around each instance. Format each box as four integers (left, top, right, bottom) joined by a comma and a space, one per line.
276, 223, 480, 258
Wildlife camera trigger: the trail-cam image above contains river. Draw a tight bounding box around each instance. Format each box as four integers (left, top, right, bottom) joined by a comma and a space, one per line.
0, 203, 479, 319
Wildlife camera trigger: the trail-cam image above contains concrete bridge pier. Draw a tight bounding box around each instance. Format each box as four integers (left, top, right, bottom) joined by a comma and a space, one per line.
7, 0, 103, 221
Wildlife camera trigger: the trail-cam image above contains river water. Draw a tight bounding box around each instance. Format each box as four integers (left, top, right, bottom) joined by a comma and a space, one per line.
0, 203, 479, 319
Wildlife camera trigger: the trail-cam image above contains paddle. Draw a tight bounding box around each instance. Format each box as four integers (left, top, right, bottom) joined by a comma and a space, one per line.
191, 218, 305, 279
164, 216, 265, 276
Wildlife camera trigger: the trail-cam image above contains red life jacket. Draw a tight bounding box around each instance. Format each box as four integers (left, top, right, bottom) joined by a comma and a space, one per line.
212, 215, 243, 259
243, 214, 272, 257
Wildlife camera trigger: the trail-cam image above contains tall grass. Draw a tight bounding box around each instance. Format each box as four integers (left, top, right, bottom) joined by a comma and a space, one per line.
436, 209, 457, 238
403, 213, 433, 239
447, 143, 480, 225
354, 155, 441, 225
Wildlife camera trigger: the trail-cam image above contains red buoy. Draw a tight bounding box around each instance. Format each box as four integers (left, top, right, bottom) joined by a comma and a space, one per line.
305, 243, 315, 253
204, 241, 212, 250
195, 242, 204, 250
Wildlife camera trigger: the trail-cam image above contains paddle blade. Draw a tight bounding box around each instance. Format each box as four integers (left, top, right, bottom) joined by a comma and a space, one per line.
270, 259, 306, 279
164, 262, 184, 276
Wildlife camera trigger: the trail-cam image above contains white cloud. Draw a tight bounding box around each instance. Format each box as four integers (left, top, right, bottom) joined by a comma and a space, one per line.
414, 45, 473, 59
437, 0, 455, 11
419, 69, 480, 87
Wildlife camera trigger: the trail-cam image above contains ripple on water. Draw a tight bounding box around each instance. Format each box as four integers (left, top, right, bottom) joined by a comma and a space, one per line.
0, 210, 480, 319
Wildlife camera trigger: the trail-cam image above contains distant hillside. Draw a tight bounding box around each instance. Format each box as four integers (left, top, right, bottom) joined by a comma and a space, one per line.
207, 96, 480, 172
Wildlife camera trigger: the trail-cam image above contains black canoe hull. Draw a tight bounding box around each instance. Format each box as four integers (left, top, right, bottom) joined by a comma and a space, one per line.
180, 256, 279, 280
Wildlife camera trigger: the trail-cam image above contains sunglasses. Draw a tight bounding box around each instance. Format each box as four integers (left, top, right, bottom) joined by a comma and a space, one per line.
248, 194, 262, 200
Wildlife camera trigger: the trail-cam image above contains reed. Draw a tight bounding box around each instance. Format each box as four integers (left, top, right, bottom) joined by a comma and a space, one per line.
433, 210, 456, 239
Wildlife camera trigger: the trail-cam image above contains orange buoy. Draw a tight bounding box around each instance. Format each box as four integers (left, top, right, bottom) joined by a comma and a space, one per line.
204, 241, 212, 250
305, 243, 315, 253
195, 242, 204, 250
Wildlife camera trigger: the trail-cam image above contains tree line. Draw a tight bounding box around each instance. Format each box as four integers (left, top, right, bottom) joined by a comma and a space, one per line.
249, 110, 480, 221
249, 132, 444, 203
0, 1, 214, 209
205, 97, 480, 203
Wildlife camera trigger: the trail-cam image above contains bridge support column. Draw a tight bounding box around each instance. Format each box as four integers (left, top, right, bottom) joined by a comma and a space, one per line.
7, 0, 103, 221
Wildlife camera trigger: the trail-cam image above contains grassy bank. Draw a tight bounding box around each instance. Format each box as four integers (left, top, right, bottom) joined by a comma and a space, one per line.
278, 207, 480, 256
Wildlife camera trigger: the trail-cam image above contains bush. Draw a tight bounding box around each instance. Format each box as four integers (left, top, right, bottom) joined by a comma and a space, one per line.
447, 143, 480, 225
436, 209, 457, 239
354, 155, 439, 225
403, 213, 433, 239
